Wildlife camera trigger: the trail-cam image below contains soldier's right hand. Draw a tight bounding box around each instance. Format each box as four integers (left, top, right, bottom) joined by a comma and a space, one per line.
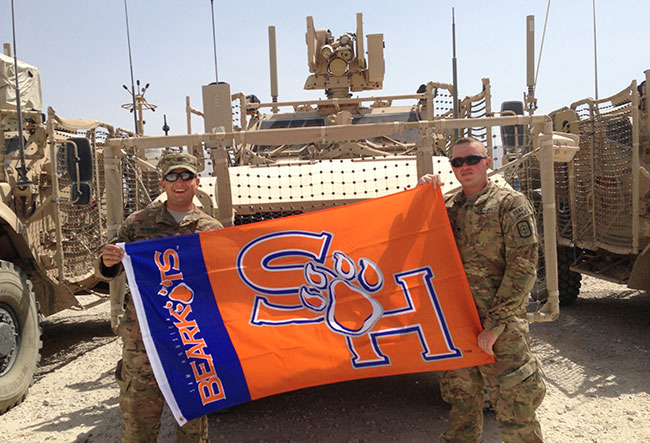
417, 174, 442, 189
102, 244, 125, 267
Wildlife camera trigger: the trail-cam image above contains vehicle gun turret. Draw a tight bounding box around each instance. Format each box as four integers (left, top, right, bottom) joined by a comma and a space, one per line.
304, 13, 384, 99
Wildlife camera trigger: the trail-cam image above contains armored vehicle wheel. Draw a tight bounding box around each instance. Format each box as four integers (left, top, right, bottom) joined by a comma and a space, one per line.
557, 247, 581, 306
0, 261, 42, 414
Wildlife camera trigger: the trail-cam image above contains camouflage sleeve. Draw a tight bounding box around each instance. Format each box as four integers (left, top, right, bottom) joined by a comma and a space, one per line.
201, 218, 224, 232
483, 194, 538, 334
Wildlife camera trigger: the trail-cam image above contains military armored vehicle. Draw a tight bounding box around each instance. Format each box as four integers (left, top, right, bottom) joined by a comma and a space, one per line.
497, 22, 650, 305
545, 75, 650, 304
0, 45, 162, 413
104, 13, 567, 329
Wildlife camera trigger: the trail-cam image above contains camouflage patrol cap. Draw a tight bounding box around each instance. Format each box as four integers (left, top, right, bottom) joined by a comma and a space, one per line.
158, 152, 198, 176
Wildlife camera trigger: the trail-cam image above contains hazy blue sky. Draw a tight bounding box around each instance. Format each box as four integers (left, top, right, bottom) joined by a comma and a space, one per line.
2, 1, 649, 136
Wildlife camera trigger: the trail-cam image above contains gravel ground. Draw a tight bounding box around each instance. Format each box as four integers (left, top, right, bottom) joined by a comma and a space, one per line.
1, 276, 649, 442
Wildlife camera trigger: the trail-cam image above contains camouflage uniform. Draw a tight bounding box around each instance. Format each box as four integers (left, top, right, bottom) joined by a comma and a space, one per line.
96, 154, 223, 443
439, 180, 546, 443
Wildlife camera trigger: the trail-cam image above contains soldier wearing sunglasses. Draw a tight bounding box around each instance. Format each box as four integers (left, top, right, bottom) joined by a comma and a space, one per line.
96, 152, 222, 442
418, 137, 545, 443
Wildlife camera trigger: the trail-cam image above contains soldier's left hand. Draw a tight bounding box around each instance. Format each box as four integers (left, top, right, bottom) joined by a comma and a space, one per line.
477, 329, 499, 356
417, 173, 442, 188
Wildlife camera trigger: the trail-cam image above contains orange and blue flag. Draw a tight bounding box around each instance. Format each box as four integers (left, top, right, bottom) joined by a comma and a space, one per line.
120, 185, 493, 425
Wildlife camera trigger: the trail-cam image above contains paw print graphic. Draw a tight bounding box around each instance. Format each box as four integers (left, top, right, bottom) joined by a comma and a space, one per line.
299, 251, 384, 337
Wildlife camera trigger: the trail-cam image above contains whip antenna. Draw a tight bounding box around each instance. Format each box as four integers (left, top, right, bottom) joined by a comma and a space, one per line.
9, 0, 31, 185
451, 8, 459, 140
533, 0, 551, 90
210, 0, 219, 82
592, 0, 599, 100
123, 0, 138, 134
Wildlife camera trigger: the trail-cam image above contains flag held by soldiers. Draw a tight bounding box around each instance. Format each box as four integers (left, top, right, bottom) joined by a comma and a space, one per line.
120, 185, 493, 425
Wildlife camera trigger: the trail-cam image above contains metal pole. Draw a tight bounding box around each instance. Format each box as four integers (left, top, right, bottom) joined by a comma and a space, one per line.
451, 8, 459, 140
211, 141, 233, 227
529, 119, 559, 322
416, 84, 434, 179
46, 108, 66, 284
104, 145, 126, 332
106, 115, 553, 151
483, 78, 493, 159
186, 96, 192, 134
632, 81, 640, 252
136, 87, 144, 135
646, 70, 650, 116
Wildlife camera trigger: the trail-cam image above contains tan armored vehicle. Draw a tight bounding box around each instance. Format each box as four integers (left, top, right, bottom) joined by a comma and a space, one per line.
500, 35, 650, 305
0, 46, 159, 413
545, 75, 650, 304
104, 13, 567, 326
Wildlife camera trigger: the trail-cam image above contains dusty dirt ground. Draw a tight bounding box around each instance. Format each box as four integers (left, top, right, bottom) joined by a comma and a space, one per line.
1, 276, 649, 443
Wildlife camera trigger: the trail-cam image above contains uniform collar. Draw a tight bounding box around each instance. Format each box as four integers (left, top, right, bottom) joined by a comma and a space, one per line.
153, 202, 202, 225
450, 180, 495, 206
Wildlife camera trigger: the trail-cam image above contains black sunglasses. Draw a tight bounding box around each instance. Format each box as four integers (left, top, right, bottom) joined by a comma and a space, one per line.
450, 155, 488, 168
164, 171, 196, 182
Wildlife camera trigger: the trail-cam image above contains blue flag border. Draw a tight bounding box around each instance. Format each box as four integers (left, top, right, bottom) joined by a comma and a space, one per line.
120, 242, 188, 425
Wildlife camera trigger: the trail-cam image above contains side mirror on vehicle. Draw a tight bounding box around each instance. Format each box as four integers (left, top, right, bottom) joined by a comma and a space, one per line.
64, 137, 93, 206
65, 137, 93, 182
71, 182, 92, 206
500, 101, 525, 149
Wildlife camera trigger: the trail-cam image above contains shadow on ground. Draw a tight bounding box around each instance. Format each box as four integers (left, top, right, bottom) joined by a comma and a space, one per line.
208, 372, 501, 443
13, 367, 122, 442
38, 313, 117, 378
531, 286, 650, 399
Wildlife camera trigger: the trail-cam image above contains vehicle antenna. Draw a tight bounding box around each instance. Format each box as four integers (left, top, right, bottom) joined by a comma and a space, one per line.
532, 0, 551, 110
268, 25, 279, 112
162, 114, 170, 135
123, 0, 139, 134
525, 15, 537, 115
9, 0, 31, 186
592, 0, 599, 100
451, 7, 459, 140
210, 0, 219, 83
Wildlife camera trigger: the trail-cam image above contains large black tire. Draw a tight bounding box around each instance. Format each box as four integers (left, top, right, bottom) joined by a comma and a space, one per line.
0, 261, 42, 414
557, 247, 582, 306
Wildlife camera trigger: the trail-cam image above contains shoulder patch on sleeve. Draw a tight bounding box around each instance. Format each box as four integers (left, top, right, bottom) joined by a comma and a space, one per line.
516, 220, 533, 238
510, 204, 533, 221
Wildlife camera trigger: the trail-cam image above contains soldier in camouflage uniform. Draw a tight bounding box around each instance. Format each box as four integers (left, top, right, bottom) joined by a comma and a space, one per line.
418, 137, 546, 443
96, 152, 223, 443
